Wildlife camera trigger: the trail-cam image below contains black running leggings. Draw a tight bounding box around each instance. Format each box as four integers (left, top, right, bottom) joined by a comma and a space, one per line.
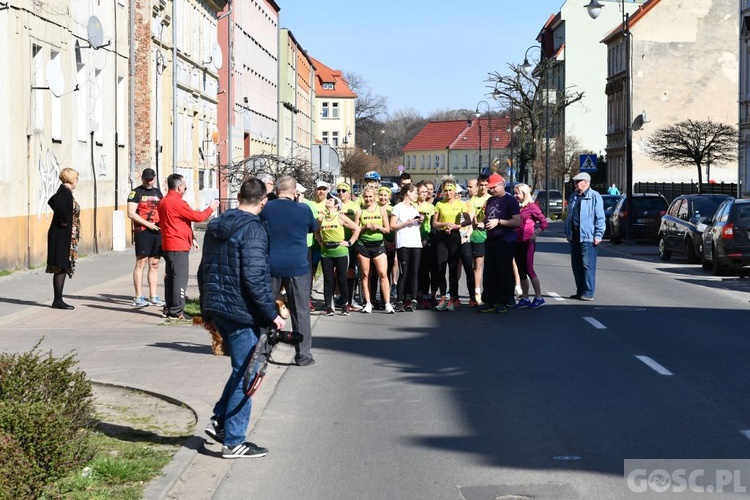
321, 255, 349, 309
397, 247, 422, 302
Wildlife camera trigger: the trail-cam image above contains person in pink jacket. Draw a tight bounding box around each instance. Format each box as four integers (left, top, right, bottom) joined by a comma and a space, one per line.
513, 183, 549, 308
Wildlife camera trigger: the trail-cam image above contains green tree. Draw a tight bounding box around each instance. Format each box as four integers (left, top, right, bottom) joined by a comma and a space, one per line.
643, 119, 737, 192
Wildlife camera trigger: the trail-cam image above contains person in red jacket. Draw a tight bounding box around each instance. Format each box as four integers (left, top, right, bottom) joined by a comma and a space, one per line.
157, 173, 218, 319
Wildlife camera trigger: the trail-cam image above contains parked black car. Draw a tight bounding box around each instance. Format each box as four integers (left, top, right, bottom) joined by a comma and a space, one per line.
657, 194, 731, 263
609, 193, 668, 244
601, 194, 622, 239
534, 190, 565, 219
700, 198, 750, 275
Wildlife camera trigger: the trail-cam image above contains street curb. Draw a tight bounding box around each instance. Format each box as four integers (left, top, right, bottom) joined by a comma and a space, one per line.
91, 379, 213, 500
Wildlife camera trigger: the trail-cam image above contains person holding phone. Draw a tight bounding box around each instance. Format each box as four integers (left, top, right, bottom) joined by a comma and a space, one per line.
315, 193, 360, 316
389, 183, 423, 312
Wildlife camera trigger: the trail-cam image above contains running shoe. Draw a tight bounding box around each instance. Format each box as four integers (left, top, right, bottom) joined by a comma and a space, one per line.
362, 303, 373, 314
385, 303, 395, 314
148, 296, 166, 307
394, 302, 405, 313
341, 308, 350, 316
407, 299, 418, 312
446, 299, 455, 311
222, 442, 268, 459
468, 298, 479, 308
453, 297, 461, 306
435, 298, 447, 311
513, 298, 531, 309
495, 305, 509, 314
478, 304, 496, 313
205, 419, 225, 443
421, 298, 432, 310
530, 297, 545, 308
133, 296, 149, 308
325, 307, 335, 316
347, 303, 363, 312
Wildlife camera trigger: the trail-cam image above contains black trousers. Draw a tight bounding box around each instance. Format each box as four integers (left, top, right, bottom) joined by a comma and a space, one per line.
482, 238, 516, 307
163, 251, 189, 315
396, 247, 422, 302
435, 232, 461, 297
321, 255, 349, 309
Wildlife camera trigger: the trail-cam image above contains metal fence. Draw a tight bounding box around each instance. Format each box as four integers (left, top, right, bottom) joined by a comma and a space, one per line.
589, 182, 740, 203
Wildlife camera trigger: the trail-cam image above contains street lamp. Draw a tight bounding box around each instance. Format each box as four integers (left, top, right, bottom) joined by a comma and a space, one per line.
522, 45, 551, 219
585, 0, 634, 242
467, 113, 482, 177
475, 100, 492, 177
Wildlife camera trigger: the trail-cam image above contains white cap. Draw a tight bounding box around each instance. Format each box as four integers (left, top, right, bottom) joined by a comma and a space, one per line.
316, 180, 330, 190
296, 183, 307, 193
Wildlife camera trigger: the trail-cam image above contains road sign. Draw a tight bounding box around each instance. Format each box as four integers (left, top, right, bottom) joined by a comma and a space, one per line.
481, 167, 490, 176
579, 154, 597, 172
397, 164, 404, 173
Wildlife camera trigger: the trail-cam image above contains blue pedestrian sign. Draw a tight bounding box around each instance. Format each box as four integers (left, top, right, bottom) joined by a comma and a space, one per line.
579, 154, 597, 172
480, 167, 490, 176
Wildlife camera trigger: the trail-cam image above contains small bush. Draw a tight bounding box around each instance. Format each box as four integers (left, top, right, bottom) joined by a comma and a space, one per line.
0, 432, 39, 500
0, 342, 96, 493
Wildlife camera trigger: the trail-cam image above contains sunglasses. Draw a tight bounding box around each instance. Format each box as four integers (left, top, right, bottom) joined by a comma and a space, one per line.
337, 189, 348, 193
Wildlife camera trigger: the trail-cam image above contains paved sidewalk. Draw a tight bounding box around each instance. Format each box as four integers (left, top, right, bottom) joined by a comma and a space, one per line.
0, 241, 301, 499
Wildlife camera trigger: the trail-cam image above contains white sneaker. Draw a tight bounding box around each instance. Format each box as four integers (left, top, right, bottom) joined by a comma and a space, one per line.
514, 285, 522, 298
385, 303, 395, 314
362, 303, 373, 313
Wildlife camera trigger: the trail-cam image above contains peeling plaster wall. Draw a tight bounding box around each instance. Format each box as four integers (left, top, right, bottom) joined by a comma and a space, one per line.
631, 0, 738, 183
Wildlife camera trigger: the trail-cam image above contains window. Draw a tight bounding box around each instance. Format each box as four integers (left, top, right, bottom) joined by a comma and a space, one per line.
464, 155, 468, 168
406, 156, 410, 169
32, 45, 43, 132
51, 51, 62, 141
321, 102, 329, 118
322, 82, 334, 90
332, 131, 339, 146
421, 155, 425, 169
322, 131, 328, 144
332, 102, 339, 119
428, 155, 432, 169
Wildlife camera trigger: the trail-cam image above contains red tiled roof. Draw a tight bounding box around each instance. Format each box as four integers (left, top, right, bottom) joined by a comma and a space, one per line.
403, 118, 512, 152
309, 56, 356, 98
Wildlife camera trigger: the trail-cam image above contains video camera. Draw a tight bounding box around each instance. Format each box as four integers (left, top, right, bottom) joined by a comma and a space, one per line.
267, 328, 303, 346
243, 328, 303, 396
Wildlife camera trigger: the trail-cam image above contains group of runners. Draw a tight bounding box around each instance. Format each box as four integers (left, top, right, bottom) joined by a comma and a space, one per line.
307, 170, 548, 315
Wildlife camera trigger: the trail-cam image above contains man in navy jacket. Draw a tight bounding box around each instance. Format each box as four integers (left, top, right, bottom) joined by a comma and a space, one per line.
198, 177, 285, 459
261, 175, 318, 367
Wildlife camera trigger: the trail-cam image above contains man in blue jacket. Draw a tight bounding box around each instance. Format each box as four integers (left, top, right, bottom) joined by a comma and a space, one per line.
261, 176, 318, 367
198, 177, 286, 459
565, 172, 606, 301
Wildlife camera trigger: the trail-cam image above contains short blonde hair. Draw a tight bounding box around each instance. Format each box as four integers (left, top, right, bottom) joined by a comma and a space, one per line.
59, 168, 79, 184
514, 183, 534, 207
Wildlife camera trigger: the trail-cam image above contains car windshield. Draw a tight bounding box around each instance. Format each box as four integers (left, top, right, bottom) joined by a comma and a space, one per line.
537, 191, 562, 201
633, 198, 667, 211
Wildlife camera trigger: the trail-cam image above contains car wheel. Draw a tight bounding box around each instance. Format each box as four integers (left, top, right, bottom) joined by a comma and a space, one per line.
685, 238, 699, 264
712, 248, 726, 276
658, 236, 671, 261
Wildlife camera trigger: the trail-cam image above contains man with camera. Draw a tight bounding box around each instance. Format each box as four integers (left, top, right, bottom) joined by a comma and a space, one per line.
198, 177, 286, 459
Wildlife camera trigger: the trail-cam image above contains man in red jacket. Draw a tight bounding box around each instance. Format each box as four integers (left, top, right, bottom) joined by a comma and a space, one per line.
157, 173, 219, 319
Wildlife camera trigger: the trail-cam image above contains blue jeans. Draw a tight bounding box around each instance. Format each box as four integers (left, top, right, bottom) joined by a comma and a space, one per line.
211, 317, 260, 448
570, 238, 598, 298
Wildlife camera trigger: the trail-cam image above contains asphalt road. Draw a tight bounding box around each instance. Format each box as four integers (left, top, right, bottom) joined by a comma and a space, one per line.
210, 228, 750, 500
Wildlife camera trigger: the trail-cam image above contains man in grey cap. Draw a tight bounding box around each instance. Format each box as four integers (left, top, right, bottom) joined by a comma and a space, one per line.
564, 172, 606, 301
127, 168, 165, 308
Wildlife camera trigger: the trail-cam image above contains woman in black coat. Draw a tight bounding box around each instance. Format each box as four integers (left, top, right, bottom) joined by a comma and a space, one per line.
47, 167, 80, 309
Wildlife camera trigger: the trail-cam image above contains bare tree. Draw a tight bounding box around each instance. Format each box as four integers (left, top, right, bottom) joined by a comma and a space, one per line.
345, 72, 388, 127
341, 147, 379, 186
488, 60, 584, 187
643, 119, 737, 191
221, 153, 318, 193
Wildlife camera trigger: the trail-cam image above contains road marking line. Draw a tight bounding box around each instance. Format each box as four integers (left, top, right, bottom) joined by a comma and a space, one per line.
739, 430, 750, 442
635, 355, 673, 376
548, 292, 564, 301
583, 316, 607, 329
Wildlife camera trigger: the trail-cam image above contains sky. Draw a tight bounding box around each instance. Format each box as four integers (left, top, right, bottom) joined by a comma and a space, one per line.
278, 0, 566, 118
